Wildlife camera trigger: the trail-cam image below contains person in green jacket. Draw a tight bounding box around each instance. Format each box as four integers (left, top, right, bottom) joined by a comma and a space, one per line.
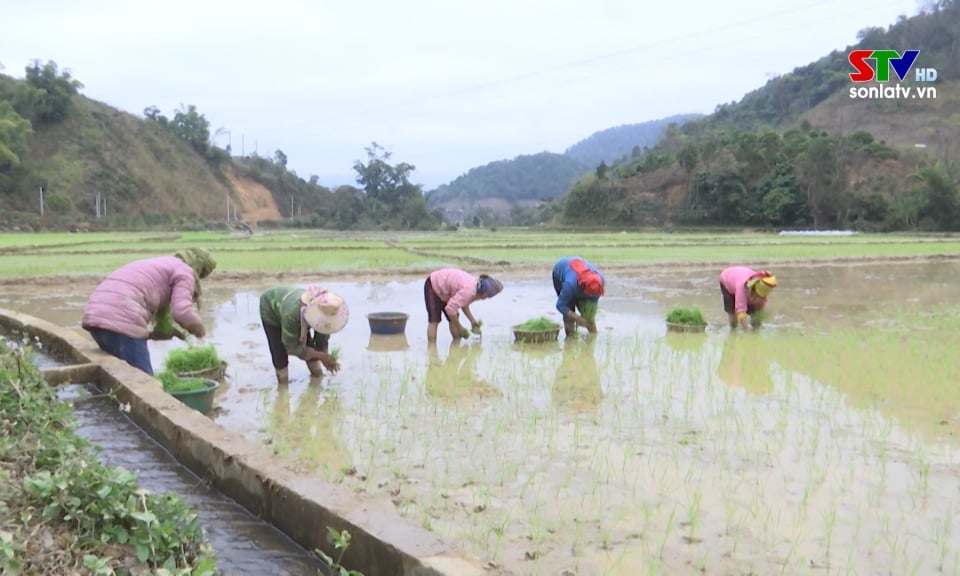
259, 285, 348, 385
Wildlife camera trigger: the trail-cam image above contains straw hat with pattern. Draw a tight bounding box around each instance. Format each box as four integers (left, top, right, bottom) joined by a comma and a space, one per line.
301, 286, 349, 335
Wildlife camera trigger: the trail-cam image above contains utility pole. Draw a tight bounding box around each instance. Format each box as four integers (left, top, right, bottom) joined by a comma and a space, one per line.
241, 135, 245, 157
39, 186, 44, 217
226, 195, 231, 222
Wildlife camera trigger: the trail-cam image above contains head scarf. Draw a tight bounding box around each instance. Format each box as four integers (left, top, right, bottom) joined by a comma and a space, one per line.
569, 258, 605, 297
747, 271, 777, 298
477, 274, 504, 298
174, 248, 216, 304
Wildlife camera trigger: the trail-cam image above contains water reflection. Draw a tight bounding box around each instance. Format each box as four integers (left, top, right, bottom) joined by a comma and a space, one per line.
425, 341, 502, 403
367, 333, 409, 352
717, 333, 774, 395
552, 334, 603, 411
267, 383, 352, 477
768, 325, 960, 440
663, 330, 709, 354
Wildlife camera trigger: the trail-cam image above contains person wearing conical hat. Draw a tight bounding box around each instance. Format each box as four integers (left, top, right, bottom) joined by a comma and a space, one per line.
719, 266, 778, 331
81, 248, 217, 375
553, 257, 605, 337
259, 285, 349, 385
424, 268, 504, 343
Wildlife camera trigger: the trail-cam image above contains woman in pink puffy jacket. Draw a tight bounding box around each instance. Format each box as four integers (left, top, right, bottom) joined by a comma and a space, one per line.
81, 248, 216, 375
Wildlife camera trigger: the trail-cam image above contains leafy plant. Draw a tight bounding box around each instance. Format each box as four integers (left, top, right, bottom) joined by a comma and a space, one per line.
316, 527, 365, 576
0, 332, 216, 573
163, 345, 221, 373
514, 317, 561, 331
666, 307, 707, 325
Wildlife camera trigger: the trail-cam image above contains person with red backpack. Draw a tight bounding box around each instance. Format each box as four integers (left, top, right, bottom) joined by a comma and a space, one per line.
552, 257, 605, 337
719, 266, 778, 331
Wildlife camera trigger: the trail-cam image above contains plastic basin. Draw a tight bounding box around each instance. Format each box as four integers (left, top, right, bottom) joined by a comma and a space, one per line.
367, 312, 409, 335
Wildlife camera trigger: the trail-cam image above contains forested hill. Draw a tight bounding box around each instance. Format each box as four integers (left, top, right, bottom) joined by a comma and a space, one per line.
555, 0, 960, 232
427, 152, 590, 207
564, 114, 703, 167
0, 65, 440, 231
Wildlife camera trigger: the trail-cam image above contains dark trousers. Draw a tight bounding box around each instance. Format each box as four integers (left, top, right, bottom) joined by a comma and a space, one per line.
88, 328, 153, 375
424, 277, 454, 324
720, 282, 757, 315
262, 322, 328, 370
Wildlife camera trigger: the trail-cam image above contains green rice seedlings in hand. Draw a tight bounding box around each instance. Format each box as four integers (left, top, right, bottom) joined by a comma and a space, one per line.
471, 319, 483, 335
330, 346, 341, 361
750, 309, 770, 325
665, 307, 707, 326
152, 306, 179, 339
163, 344, 221, 373
515, 317, 561, 331
580, 301, 598, 322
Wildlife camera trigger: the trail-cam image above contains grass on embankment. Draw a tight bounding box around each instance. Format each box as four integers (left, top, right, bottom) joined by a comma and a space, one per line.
0, 336, 216, 574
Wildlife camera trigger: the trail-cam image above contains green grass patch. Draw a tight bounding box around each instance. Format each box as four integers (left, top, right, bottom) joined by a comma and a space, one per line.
3, 230, 960, 277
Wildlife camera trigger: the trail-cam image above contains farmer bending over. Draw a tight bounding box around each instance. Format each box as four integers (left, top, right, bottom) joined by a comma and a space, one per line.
424, 268, 503, 343
82, 248, 216, 375
553, 256, 605, 337
719, 266, 777, 331
259, 285, 347, 385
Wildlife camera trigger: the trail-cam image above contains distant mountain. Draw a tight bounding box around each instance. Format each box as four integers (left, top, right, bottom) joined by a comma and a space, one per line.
427, 151, 590, 208
557, 2, 960, 231
564, 114, 704, 167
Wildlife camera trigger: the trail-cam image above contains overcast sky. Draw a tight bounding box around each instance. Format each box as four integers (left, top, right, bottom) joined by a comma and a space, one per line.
3, 0, 920, 189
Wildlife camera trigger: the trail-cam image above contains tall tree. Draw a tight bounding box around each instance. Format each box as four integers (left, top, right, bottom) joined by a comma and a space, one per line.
0, 101, 32, 171
22, 60, 83, 124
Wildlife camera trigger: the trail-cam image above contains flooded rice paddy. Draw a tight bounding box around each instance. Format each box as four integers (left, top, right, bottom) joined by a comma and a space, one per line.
4, 261, 960, 575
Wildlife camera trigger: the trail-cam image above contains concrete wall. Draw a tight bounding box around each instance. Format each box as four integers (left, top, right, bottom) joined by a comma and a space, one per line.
0, 309, 508, 576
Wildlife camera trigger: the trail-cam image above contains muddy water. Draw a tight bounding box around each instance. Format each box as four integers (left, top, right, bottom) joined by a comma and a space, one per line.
5, 260, 960, 575
57, 384, 324, 576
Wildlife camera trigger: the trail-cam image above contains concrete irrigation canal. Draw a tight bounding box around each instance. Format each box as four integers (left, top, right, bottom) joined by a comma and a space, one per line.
0, 308, 497, 576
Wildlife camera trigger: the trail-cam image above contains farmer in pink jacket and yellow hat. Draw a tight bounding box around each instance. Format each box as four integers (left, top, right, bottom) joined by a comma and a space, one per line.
424, 268, 504, 343
259, 285, 349, 385
81, 248, 216, 375
719, 266, 778, 331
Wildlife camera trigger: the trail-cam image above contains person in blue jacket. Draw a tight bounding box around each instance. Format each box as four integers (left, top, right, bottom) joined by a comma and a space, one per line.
552, 256, 605, 337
